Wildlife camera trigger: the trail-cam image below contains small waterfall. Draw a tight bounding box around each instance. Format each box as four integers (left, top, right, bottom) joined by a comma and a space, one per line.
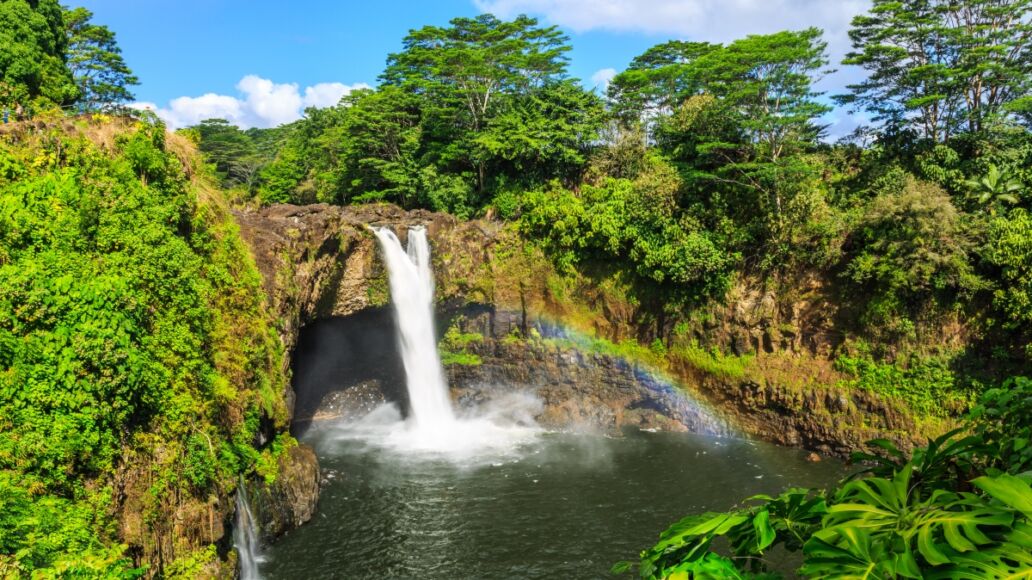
373, 227, 456, 428
234, 481, 262, 580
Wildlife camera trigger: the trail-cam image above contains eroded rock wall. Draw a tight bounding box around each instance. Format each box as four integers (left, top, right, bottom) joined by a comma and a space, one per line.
233, 202, 931, 459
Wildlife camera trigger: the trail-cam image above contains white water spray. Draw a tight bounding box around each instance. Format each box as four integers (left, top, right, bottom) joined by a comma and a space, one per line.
373, 227, 455, 428
234, 482, 263, 580
347, 226, 538, 458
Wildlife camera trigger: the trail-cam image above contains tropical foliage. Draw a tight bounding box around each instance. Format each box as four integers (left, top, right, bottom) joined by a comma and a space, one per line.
0, 0, 76, 108
837, 0, 1032, 140
64, 6, 139, 111
0, 0, 136, 112
0, 119, 288, 575
624, 378, 1032, 579
182, 3, 1032, 413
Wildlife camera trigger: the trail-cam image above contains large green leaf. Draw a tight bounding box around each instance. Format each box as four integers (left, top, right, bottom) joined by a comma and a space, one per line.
801, 533, 901, 579
753, 509, 776, 552
663, 552, 775, 579
638, 490, 828, 578
927, 534, 1032, 579
911, 491, 1010, 564
974, 474, 1032, 520
640, 512, 749, 578
813, 465, 1018, 575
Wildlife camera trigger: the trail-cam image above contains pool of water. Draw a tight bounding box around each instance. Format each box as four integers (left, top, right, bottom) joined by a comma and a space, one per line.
259, 426, 845, 579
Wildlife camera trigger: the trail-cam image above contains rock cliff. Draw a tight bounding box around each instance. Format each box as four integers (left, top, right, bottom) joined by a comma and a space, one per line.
233, 202, 931, 461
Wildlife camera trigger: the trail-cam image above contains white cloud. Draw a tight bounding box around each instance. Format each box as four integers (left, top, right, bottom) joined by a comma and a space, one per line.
134, 76, 371, 129
474, 0, 870, 88
590, 67, 617, 90
236, 75, 303, 127
303, 82, 364, 108
475, 0, 868, 55
474, 0, 874, 140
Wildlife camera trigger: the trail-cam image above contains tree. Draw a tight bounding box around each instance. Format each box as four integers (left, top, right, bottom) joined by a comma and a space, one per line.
64, 6, 138, 111
193, 119, 260, 188
697, 28, 831, 163
331, 87, 423, 206
838, 0, 1032, 141
661, 30, 831, 259
519, 156, 736, 308
382, 14, 572, 197
845, 177, 979, 335
478, 80, 606, 189
0, 0, 76, 108
607, 41, 719, 123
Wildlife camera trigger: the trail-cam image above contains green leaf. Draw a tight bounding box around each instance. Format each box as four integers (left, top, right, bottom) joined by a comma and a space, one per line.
802, 533, 897, 579
974, 474, 1032, 520
754, 508, 776, 552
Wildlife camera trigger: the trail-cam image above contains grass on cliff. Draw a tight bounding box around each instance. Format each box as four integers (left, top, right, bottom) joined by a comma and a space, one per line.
670, 342, 752, 380
0, 116, 289, 577
834, 347, 977, 418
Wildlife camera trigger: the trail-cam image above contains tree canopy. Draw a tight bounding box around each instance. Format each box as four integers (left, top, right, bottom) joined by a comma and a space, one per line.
0, 0, 136, 112
64, 6, 138, 111
837, 0, 1032, 140
0, 0, 76, 107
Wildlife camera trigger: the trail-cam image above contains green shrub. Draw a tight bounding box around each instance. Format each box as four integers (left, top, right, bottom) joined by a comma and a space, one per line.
984, 209, 1032, 353
439, 351, 483, 366
834, 352, 971, 417
671, 342, 751, 379
969, 376, 1032, 474
438, 321, 484, 366
519, 169, 735, 307
844, 176, 982, 338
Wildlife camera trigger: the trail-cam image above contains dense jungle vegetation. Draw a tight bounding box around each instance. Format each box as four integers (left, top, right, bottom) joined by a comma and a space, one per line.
195, 3, 1032, 407
0, 0, 1031, 577
1, 1, 288, 576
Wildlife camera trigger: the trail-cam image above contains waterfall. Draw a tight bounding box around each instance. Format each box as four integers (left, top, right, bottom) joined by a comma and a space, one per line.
234, 481, 263, 580
373, 227, 456, 428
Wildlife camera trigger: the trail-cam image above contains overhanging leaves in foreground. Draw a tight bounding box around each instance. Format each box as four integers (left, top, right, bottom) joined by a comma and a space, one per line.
629, 430, 1032, 579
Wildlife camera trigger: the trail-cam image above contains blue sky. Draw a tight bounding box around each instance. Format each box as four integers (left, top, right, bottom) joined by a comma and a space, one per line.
81, 0, 872, 136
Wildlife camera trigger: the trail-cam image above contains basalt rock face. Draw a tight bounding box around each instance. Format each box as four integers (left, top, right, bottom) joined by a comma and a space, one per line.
447, 340, 733, 436
244, 445, 321, 543
442, 307, 734, 436
684, 274, 842, 359
234, 203, 929, 463
443, 307, 921, 456
232, 204, 505, 379
673, 361, 920, 457
114, 448, 236, 578
667, 274, 932, 455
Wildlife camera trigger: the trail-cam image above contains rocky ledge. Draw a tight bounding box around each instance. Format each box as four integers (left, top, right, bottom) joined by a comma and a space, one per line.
244, 445, 321, 543
447, 340, 733, 436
